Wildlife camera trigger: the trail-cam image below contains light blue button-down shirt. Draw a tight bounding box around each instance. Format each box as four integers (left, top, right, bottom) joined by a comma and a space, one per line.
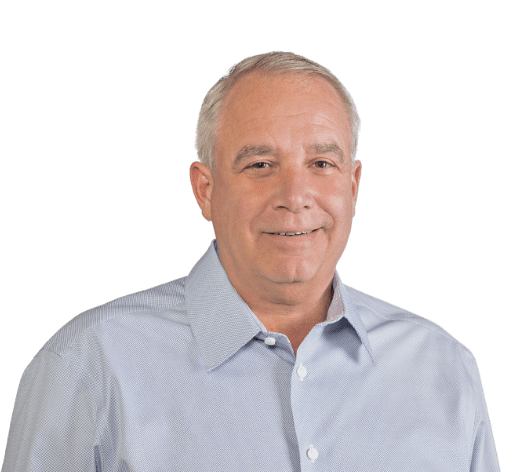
2, 241, 499, 471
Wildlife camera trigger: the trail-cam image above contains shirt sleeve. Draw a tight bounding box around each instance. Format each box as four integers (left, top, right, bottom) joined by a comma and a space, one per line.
2, 349, 98, 471
465, 351, 500, 472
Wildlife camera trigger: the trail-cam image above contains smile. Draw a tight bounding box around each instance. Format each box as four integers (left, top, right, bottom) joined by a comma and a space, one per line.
268, 229, 318, 236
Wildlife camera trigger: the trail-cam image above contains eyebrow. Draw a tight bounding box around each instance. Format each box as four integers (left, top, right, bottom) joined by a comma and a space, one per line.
307, 142, 345, 162
233, 145, 275, 167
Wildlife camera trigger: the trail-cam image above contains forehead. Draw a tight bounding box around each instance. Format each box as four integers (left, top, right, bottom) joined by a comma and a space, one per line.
217, 72, 352, 156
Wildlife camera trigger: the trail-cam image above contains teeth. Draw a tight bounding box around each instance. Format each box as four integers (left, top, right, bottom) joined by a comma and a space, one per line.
273, 230, 315, 236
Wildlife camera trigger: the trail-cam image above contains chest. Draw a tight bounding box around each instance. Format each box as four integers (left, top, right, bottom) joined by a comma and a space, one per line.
93, 342, 473, 471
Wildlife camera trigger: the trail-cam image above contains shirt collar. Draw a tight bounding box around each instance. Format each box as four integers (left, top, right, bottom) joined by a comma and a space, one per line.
185, 241, 374, 370
185, 242, 263, 371
333, 271, 376, 363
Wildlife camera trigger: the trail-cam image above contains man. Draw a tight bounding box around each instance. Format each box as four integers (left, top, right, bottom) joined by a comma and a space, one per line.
2, 52, 499, 471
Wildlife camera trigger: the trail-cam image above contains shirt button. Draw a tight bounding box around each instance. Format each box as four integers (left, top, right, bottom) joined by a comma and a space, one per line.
264, 337, 276, 346
307, 445, 319, 462
297, 363, 307, 380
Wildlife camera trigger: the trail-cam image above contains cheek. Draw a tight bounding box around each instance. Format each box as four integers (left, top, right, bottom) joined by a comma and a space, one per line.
324, 184, 355, 225
212, 184, 266, 235
211, 184, 238, 237
321, 193, 354, 262
239, 192, 270, 236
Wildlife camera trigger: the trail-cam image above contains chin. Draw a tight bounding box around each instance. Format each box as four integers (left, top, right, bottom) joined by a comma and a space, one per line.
261, 259, 319, 285
265, 274, 309, 285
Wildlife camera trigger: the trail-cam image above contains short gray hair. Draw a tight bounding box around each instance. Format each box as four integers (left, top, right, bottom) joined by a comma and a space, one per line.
195, 51, 360, 170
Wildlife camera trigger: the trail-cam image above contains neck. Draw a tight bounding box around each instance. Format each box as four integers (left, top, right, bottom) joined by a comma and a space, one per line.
219, 253, 335, 354
218, 242, 335, 352
253, 282, 334, 355
245, 278, 334, 316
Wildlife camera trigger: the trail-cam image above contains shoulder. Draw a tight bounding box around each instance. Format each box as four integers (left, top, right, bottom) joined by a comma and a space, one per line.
343, 285, 474, 360
40, 276, 188, 357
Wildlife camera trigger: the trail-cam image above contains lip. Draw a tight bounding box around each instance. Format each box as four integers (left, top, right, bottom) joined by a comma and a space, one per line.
262, 228, 320, 250
264, 228, 321, 236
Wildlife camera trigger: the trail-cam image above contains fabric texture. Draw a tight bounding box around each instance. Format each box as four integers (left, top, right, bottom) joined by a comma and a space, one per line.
2, 241, 500, 471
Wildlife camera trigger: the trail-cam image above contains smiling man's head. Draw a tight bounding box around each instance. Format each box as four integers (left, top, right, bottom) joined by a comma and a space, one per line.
190, 53, 361, 302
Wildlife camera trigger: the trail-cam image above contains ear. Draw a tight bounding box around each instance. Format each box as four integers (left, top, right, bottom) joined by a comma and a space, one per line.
352, 160, 362, 202
190, 161, 213, 221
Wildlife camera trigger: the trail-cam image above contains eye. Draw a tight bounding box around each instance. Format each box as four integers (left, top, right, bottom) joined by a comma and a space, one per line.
313, 160, 333, 169
248, 162, 270, 169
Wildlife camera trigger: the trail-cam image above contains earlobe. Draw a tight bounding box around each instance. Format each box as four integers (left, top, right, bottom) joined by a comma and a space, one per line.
190, 161, 213, 221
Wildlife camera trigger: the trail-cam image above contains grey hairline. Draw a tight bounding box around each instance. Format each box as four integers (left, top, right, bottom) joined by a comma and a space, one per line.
195, 52, 360, 172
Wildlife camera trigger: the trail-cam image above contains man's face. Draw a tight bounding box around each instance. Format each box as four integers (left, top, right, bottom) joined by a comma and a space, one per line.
194, 72, 361, 293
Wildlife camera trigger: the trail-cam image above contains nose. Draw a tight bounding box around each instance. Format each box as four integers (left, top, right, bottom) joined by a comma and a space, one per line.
272, 166, 314, 213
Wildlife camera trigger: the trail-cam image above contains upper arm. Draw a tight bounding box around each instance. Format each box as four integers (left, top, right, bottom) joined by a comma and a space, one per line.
2, 349, 98, 471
